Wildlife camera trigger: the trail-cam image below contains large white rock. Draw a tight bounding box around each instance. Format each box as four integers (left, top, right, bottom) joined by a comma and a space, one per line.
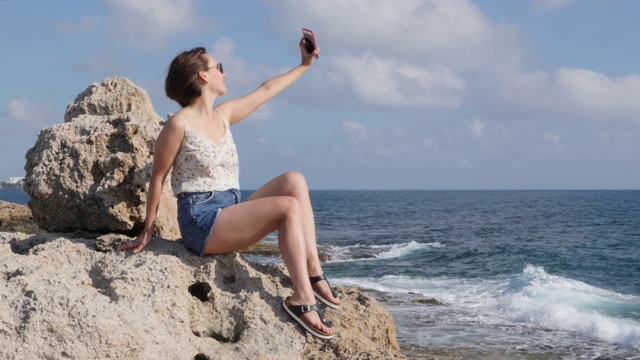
23, 77, 178, 238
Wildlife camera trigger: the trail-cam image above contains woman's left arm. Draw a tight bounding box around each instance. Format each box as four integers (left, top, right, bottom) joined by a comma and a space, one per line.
217, 38, 319, 125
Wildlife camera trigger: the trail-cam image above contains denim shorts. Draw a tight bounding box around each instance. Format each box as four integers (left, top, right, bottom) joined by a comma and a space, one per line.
177, 189, 241, 255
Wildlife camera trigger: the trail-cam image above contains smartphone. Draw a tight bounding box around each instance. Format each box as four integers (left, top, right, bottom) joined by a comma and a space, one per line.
302, 28, 318, 59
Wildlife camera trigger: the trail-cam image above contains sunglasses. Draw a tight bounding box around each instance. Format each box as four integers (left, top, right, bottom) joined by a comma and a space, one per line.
205, 62, 223, 74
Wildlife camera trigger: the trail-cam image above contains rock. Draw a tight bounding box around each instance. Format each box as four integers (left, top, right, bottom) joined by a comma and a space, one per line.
0, 232, 405, 359
94, 233, 133, 252
0, 200, 41, 234
239, 240, 281, 257
23, 77, 178, 238
64, 76, 156, 123
239, 241, 333, 263
412, 298, 446, 306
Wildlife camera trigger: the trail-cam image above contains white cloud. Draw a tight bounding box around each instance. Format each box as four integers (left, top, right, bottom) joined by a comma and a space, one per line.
542, 132, 563, 149
489, 68, 640, 122
555, 69, 640, 119
268, 0, 640, 123
129, 1, 640, 129
265, 0, 523, 110
103, 0, 210, 52
269, 0, 522, 71
330, 53, 465, 107
6, 98, 55, 127
340, 121, 367, 142
467, 119, 486, 137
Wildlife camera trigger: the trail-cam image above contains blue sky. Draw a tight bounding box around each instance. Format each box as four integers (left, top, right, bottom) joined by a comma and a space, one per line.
1, 0, 639, 190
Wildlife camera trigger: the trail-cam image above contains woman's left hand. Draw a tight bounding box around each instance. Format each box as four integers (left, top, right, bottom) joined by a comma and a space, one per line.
119, 228, 152, 254
299, 38, 319, 66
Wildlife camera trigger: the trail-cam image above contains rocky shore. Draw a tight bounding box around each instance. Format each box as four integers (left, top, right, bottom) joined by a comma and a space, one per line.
1, 230, 407, 359
0, 77, 417, 359
0, 201, 462, 360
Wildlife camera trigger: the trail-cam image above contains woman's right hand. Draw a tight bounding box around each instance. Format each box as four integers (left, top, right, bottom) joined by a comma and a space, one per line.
119, 229, 152, 254
299, 38, 319, 67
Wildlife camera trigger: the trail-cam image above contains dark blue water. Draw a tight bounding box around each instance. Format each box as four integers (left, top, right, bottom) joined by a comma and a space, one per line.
4, 189, 639, 357
308, 190, 640, 358
314, 190, 640, 296
0, 189, 29, 205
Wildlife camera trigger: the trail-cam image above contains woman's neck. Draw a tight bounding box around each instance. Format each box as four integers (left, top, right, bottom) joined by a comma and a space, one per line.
187, 92, 218, 119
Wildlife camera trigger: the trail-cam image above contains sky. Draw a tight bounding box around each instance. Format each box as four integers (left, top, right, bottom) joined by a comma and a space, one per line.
1, 0, 639, 190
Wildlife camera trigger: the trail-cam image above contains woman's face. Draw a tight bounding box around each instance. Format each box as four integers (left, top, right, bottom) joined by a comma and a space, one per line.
203, 54, 226, 95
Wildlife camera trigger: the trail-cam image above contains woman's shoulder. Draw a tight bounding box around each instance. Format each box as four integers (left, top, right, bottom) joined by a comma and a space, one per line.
165, 113, 188, 129
160, 113, 188, 141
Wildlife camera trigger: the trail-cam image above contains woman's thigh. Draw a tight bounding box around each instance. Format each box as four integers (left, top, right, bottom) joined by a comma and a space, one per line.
204, 195, 299, 254
246, 172, 307, 202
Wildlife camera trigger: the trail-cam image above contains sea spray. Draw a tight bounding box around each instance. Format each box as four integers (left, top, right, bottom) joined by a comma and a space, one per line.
496, 265, 640, 349
325, 241, 444, 262
333, 264, 640, 354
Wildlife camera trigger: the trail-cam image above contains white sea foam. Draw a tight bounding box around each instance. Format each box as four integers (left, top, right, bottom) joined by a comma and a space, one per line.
325, 241, 443, 263
334, 265, 640, 350
496, 265, 640, 349
376, 241, 444, 259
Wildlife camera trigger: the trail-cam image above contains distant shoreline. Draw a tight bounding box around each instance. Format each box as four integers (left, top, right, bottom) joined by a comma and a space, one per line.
0, 185, 24, 191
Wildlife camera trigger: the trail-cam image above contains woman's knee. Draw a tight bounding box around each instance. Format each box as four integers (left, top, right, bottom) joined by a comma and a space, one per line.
281, 171, 308, 194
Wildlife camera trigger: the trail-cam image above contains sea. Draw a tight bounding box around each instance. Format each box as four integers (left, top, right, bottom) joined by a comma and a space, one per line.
3, 189, 639, 359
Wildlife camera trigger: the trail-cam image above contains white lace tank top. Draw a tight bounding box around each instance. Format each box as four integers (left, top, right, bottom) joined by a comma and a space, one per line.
170, 109, 240, 195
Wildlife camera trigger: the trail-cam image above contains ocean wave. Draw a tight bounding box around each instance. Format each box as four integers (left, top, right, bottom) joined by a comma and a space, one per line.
497, 265, 640, 349
325, 241, 444, 263
333, 265, 640, 350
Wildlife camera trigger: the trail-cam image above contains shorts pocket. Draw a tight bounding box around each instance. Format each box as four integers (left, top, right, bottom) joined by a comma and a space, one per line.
189, 196, 217, 231
232, 189, 241, 204
189, 191, 215, 207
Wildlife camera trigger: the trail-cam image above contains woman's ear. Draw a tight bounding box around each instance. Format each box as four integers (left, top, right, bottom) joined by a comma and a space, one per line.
198, 70, 208, 84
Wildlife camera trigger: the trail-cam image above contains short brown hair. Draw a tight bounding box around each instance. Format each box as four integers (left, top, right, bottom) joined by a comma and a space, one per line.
165, 47, 209, 108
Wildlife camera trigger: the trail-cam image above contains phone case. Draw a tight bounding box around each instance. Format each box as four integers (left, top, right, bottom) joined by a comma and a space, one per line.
302, 28, 318, 59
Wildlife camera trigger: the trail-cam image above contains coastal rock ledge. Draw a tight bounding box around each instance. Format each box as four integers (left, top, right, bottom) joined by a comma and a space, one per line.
0, 231, 405, 360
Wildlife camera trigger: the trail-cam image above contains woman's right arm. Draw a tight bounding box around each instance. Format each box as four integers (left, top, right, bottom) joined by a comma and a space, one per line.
217, 38, 319, 126
119, 116, 185, 253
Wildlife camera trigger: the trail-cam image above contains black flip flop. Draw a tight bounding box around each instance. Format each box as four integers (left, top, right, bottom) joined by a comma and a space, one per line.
310, 274, 340, 309
282, 297, 335, 340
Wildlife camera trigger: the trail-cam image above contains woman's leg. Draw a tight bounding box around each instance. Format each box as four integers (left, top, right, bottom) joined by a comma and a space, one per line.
246, 172, 340, 307
204, 193, 334, 335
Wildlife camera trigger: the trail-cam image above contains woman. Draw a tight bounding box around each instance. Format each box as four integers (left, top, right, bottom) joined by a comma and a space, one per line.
119, 37, 340, 340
